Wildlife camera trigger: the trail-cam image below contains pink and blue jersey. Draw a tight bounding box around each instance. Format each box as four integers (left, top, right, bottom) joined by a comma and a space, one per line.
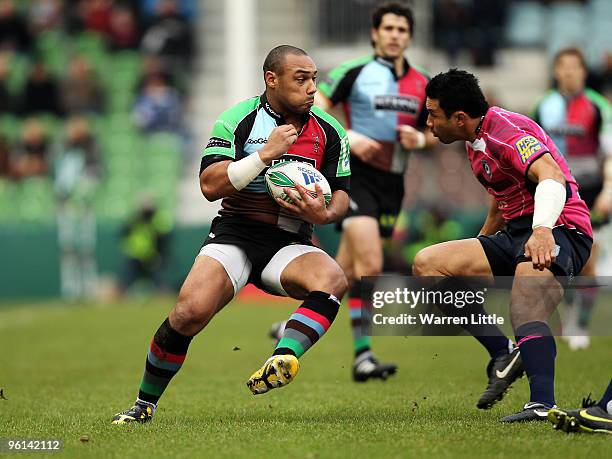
318, 55, 429, 174
466, 106, 592, 238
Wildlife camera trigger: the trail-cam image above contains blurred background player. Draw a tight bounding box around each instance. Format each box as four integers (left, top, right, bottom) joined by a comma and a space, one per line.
313, 1, 435, 382
112, 45, 351, 423
417, 69, 593, 421
532, 47, 612, 350
118, 195, 172, 296
548, 377, 612, 434
53, 116, 103, 299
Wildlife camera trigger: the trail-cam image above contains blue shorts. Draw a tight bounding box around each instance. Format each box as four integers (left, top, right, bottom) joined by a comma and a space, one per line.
477, 216, 592, 280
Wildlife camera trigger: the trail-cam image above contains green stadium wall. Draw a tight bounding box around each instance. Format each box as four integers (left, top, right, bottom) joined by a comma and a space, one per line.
0, 224, 341, 299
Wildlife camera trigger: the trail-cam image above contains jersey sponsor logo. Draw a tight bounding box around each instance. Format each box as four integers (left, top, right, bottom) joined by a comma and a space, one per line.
547, 123, 585, 137
515, 135, 543, 163
247, 137, 268, 145
270, 154, 316, 168
206, 136, 231, 149
264, 101, 282, 120
374, 94, 420, 114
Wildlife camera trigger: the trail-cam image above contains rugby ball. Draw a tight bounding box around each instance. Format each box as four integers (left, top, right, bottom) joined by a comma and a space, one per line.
265, 161, 332, 205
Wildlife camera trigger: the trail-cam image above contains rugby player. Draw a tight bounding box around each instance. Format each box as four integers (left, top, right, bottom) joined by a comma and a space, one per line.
111, 45, 351, 424
414, 69, 593, 422
532, 47, 612, 350
271, 2, 436, 382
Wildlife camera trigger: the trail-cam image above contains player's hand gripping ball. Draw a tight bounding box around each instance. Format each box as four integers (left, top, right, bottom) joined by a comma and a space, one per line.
265, 161, 332, 205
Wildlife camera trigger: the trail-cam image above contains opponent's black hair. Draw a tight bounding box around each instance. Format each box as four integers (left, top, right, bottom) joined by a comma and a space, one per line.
263, 45, 308, 75
372, 2, 414, 35
425, 69, 489, 118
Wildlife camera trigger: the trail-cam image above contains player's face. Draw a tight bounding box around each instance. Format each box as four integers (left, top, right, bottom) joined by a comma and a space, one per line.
425, 98, 460, 144
274, 54, 318, 115
554, 54, 586, 94
372, 14, 411, 59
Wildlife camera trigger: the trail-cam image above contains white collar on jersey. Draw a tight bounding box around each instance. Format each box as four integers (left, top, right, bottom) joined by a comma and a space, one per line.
470, 138, 487, 152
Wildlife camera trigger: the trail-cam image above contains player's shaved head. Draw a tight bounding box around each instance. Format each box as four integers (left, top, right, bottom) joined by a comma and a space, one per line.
426, 69, 489, 119
263, 45, 309, 75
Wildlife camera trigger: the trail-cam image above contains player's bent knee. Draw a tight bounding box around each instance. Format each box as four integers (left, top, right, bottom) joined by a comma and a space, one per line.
171, 295, 216, 334
412, 247, 440, 276
310, 264, 348, 298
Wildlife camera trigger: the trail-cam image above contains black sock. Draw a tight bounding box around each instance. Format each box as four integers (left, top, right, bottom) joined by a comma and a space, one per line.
515, 321, 556, 406
432, 277, 510, 358
597, 379, 612, 414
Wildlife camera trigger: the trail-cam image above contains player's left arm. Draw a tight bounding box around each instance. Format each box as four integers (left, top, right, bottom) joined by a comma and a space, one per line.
478, 197, 505, 236
524, 153, 567, 270
278, 185, 349, 225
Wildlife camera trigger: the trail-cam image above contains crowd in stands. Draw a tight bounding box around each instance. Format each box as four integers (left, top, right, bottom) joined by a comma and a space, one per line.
0, 0, 195, 212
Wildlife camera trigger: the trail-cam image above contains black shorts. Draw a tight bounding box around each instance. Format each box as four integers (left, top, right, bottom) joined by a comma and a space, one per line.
201, 216, 313, 291
478, 216, 592, 280
339, 158, 404, 238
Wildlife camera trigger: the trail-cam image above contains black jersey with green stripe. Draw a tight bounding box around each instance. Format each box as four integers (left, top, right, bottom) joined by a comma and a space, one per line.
318, 55, 429, 173
201, 93, 350, 238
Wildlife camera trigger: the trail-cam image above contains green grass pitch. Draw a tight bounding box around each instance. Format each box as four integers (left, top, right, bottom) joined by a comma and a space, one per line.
0, 296, 609, 458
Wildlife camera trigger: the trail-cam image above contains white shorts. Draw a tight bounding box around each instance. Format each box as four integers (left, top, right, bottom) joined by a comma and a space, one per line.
198, 243, 326, 297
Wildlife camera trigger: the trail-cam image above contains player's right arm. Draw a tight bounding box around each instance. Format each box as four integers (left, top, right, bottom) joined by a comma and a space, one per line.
199, 124, 297, 201
478, 197, 505, 236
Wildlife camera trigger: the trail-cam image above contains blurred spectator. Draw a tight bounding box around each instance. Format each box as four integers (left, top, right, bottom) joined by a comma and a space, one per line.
20, 60, 62, 116
0, 52, 16, 113
27, 0, 64, 36
139, 0, 196, 22
136, 54, 178, 92
53, 117, 102, 299
0, 134, 12, 177
141, 0, 194, 71
108, 3, 140, 50
119, 196, 172, 295
433, 0, 469, 65
468, 0, 508, 67
59, 55, 106, 115
74, 0, 114, 35
589, 52, 612, 101
12, 118, 50, 179
0, 0, 32, 53
132, 73, 181, 132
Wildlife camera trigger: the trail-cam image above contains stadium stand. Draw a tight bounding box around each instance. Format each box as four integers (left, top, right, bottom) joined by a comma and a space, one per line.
0, 0, 191, 226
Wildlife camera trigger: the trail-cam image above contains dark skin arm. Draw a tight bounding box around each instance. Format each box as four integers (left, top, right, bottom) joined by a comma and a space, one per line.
478, 196, 505, 236
199, 125, 298, 201
277, 183, 349, 225
523, 153, 566, 271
